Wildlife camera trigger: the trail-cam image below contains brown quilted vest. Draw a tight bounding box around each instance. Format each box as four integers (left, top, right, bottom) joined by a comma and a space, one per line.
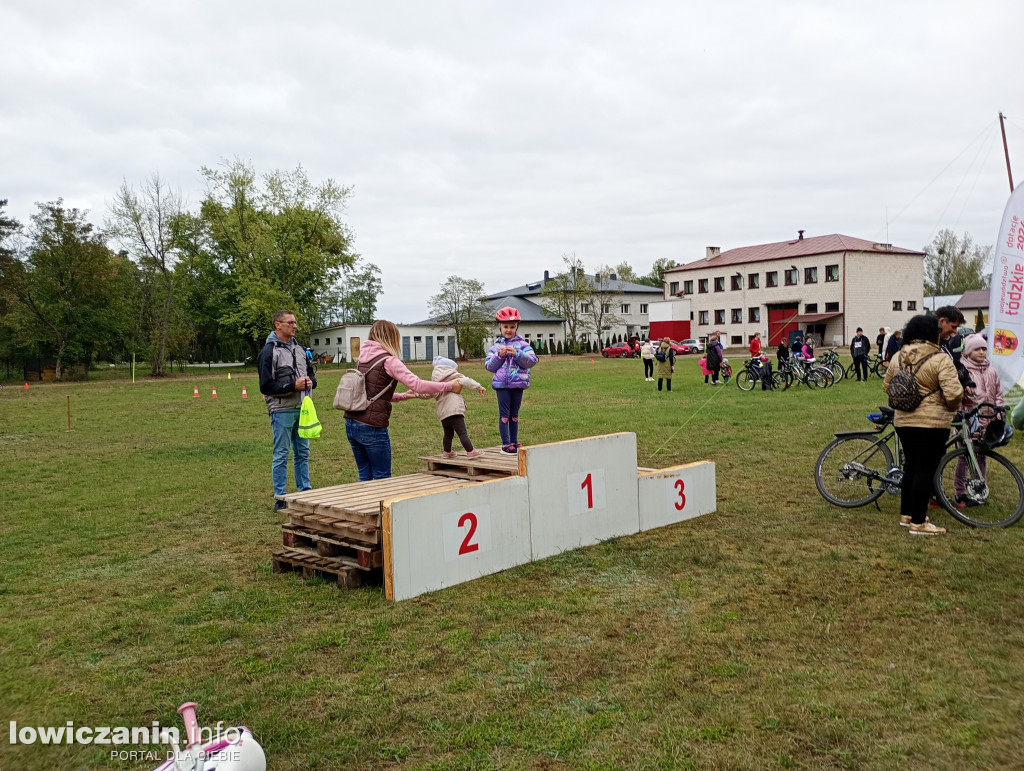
344, 354, 397, 427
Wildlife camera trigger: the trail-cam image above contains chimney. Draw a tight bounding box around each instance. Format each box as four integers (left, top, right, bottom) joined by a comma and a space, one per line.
706, 246, 720, 259
798, 230, 804, 240
610, 273, 617, 281
543, 269, 550, 283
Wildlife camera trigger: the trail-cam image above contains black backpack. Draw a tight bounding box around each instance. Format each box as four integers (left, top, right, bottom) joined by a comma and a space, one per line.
654, 348, 667, 362
886, 352, 938, 411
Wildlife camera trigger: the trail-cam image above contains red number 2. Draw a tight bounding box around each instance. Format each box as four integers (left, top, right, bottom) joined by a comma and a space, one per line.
581, 473, 594, 509
458, 512, 479, 554
674, 479, 686, 511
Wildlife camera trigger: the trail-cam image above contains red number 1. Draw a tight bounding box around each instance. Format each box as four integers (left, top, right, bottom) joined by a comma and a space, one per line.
458, 512, 479, 554
674, 479, 686, 511
581, 473, 594, 509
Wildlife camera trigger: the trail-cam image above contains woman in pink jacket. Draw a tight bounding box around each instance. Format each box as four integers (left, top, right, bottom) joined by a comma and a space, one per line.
343, 320, 462, 480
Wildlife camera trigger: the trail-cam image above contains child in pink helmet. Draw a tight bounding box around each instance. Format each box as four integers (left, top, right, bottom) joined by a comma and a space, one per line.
484, 306, 539, 454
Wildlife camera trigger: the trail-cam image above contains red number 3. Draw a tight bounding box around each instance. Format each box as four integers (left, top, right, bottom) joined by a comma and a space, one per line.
458, 512, 479, 554
674, 479, 686, 511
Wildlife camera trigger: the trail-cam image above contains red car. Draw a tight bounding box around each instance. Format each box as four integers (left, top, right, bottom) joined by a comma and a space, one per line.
601, 343, 639, 358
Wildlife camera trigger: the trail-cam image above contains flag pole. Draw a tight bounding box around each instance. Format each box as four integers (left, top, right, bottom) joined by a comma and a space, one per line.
1000, 111, 1014, 193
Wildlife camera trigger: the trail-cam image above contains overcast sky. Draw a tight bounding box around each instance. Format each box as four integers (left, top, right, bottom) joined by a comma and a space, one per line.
2, 1, 1022, 322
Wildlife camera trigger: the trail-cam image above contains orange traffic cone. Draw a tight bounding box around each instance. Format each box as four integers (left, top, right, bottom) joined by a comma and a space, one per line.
212, 388, 218, 398
242, 386, 248, 398
591, 359, 595, 364
193, 386, 199, 398
24, 382, 29, 389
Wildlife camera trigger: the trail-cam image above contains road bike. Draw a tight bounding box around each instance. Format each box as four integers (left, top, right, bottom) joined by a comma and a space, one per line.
814, 402, 1024, 527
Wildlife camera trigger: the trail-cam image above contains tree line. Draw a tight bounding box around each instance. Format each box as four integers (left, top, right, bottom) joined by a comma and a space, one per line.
0, 160, 382, 380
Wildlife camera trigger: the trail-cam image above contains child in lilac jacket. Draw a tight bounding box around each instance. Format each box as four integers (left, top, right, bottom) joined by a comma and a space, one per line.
485, 308, 538, 454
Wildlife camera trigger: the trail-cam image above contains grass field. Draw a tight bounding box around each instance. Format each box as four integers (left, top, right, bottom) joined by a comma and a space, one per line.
2, 356, 1023, 770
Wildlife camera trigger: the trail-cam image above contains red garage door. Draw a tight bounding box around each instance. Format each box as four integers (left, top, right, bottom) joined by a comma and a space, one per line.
768, 304, 799, 346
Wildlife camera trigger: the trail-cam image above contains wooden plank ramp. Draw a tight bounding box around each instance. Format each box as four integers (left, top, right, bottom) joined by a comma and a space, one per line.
282, 524, 383, 569
272, 548, 365, 589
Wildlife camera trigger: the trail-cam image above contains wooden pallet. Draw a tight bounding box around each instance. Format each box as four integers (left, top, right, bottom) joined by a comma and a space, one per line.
272, 548, 368, 588
282, 524, 383, 569
419, 446, 521, 477
278, 473, 475, 525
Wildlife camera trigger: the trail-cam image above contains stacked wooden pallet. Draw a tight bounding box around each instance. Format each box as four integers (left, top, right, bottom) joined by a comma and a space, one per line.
273, 448, 520, 588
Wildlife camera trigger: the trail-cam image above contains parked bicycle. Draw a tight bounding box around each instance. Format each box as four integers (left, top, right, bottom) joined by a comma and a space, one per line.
818, 349, 846, 382
736, 356, 782, 391
778, 355, 831, 389
814, 402, 1024, 527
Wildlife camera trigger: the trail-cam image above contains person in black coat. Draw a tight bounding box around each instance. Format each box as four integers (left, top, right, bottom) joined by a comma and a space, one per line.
850, 327, 870, 381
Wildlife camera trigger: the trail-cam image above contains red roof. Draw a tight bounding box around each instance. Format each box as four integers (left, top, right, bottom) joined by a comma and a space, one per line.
666, 234, 925, 274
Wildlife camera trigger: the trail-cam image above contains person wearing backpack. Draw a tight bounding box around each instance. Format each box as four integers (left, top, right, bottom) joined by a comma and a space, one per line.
705, 332, 724, 385
883, 315, 964, 535
655, 337, 675, 391
258, 309, 318, 511
343, 320, 462, 481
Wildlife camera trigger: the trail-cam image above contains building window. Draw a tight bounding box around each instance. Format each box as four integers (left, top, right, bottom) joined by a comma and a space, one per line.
699, 310, 709, 325
437, 335, 445, 341
324, 337, 330, 345
804, 267, 818, 284
602, 304, 611, 313
524, 334, 531, 340
749, 307, 760, 323
785, 268, 798, 286
748, 273, 759, 289
640, 303, 648, 314
580, 303, 590, 314
699, 279, 709, 293
805, 303, 818, 313
714, 309, 725, 324
825, 302, 839, 312
714, 277, 725, 292
907, 301, 917, 311
414, 336, 422, 342
893, 301, 902, 311
767, 271, 778, 288
826, 264, 839, 282
731, 308, 742, 324
731, 275, 742, 291
549, 334, 555, 339
683, 280, 693, 295
669, 281, 679, 295
731, 335, 743, 345
314, 339, 319, 345
621, 304, 630, 314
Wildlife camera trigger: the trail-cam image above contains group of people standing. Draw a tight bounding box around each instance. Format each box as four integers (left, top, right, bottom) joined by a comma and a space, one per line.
257, 307, 537, 509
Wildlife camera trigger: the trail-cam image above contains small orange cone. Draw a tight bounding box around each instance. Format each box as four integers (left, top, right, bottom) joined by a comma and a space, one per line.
591, 359, 595, 364
212, 388, 218, 398
193, 386, 199, 398
242, 386, 248, 398
24, 382, 29, 389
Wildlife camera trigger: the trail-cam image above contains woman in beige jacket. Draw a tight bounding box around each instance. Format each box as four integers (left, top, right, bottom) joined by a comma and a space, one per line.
883, 315, 964, 535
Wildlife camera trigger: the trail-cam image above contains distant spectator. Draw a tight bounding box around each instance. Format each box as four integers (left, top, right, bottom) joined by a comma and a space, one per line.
749, 332, 762, 357
776, 336, 790, 369
877, 327, 887, 356
641, 339, 655, 382
885, 329, 903, 361
850, 326, 870, 381
656, 337, 676, 392
705, 332, 724, 385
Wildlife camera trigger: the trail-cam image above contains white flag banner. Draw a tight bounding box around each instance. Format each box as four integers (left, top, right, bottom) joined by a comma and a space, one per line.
989, 185, 1024, 397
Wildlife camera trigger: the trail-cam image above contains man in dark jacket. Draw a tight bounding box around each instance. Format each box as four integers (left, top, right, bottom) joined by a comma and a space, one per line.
884, 330, 903, 361
257, 309, 318, 511
850, 327, 870, 381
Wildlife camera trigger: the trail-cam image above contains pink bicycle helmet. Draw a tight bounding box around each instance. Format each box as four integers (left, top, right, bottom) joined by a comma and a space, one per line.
495, 306, 521, 322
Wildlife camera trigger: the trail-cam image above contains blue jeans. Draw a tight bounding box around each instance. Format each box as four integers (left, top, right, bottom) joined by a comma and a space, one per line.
270, 409, 311, 495
496, 388, 524, 446
346, 419, 392, 481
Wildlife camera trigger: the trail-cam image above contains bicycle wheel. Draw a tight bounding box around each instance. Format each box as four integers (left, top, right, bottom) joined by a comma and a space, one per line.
807, 369, 830, 389
815, 434, 894, 507
772, 371, 789, 391
933, 448, 1024, 527
845, 362, 858, 379
816, 367, 835, 387
736, 371, 755, 391
829, 362, 845, 382
873, 361, 888, 379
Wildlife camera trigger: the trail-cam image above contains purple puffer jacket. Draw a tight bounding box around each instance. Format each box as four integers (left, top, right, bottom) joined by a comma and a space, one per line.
484, 334, 538, 389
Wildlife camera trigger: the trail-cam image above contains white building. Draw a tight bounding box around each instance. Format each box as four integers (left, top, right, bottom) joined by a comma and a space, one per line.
485, 270, 664, 344
308, 323, 461, 363
662, 232, 925, 347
